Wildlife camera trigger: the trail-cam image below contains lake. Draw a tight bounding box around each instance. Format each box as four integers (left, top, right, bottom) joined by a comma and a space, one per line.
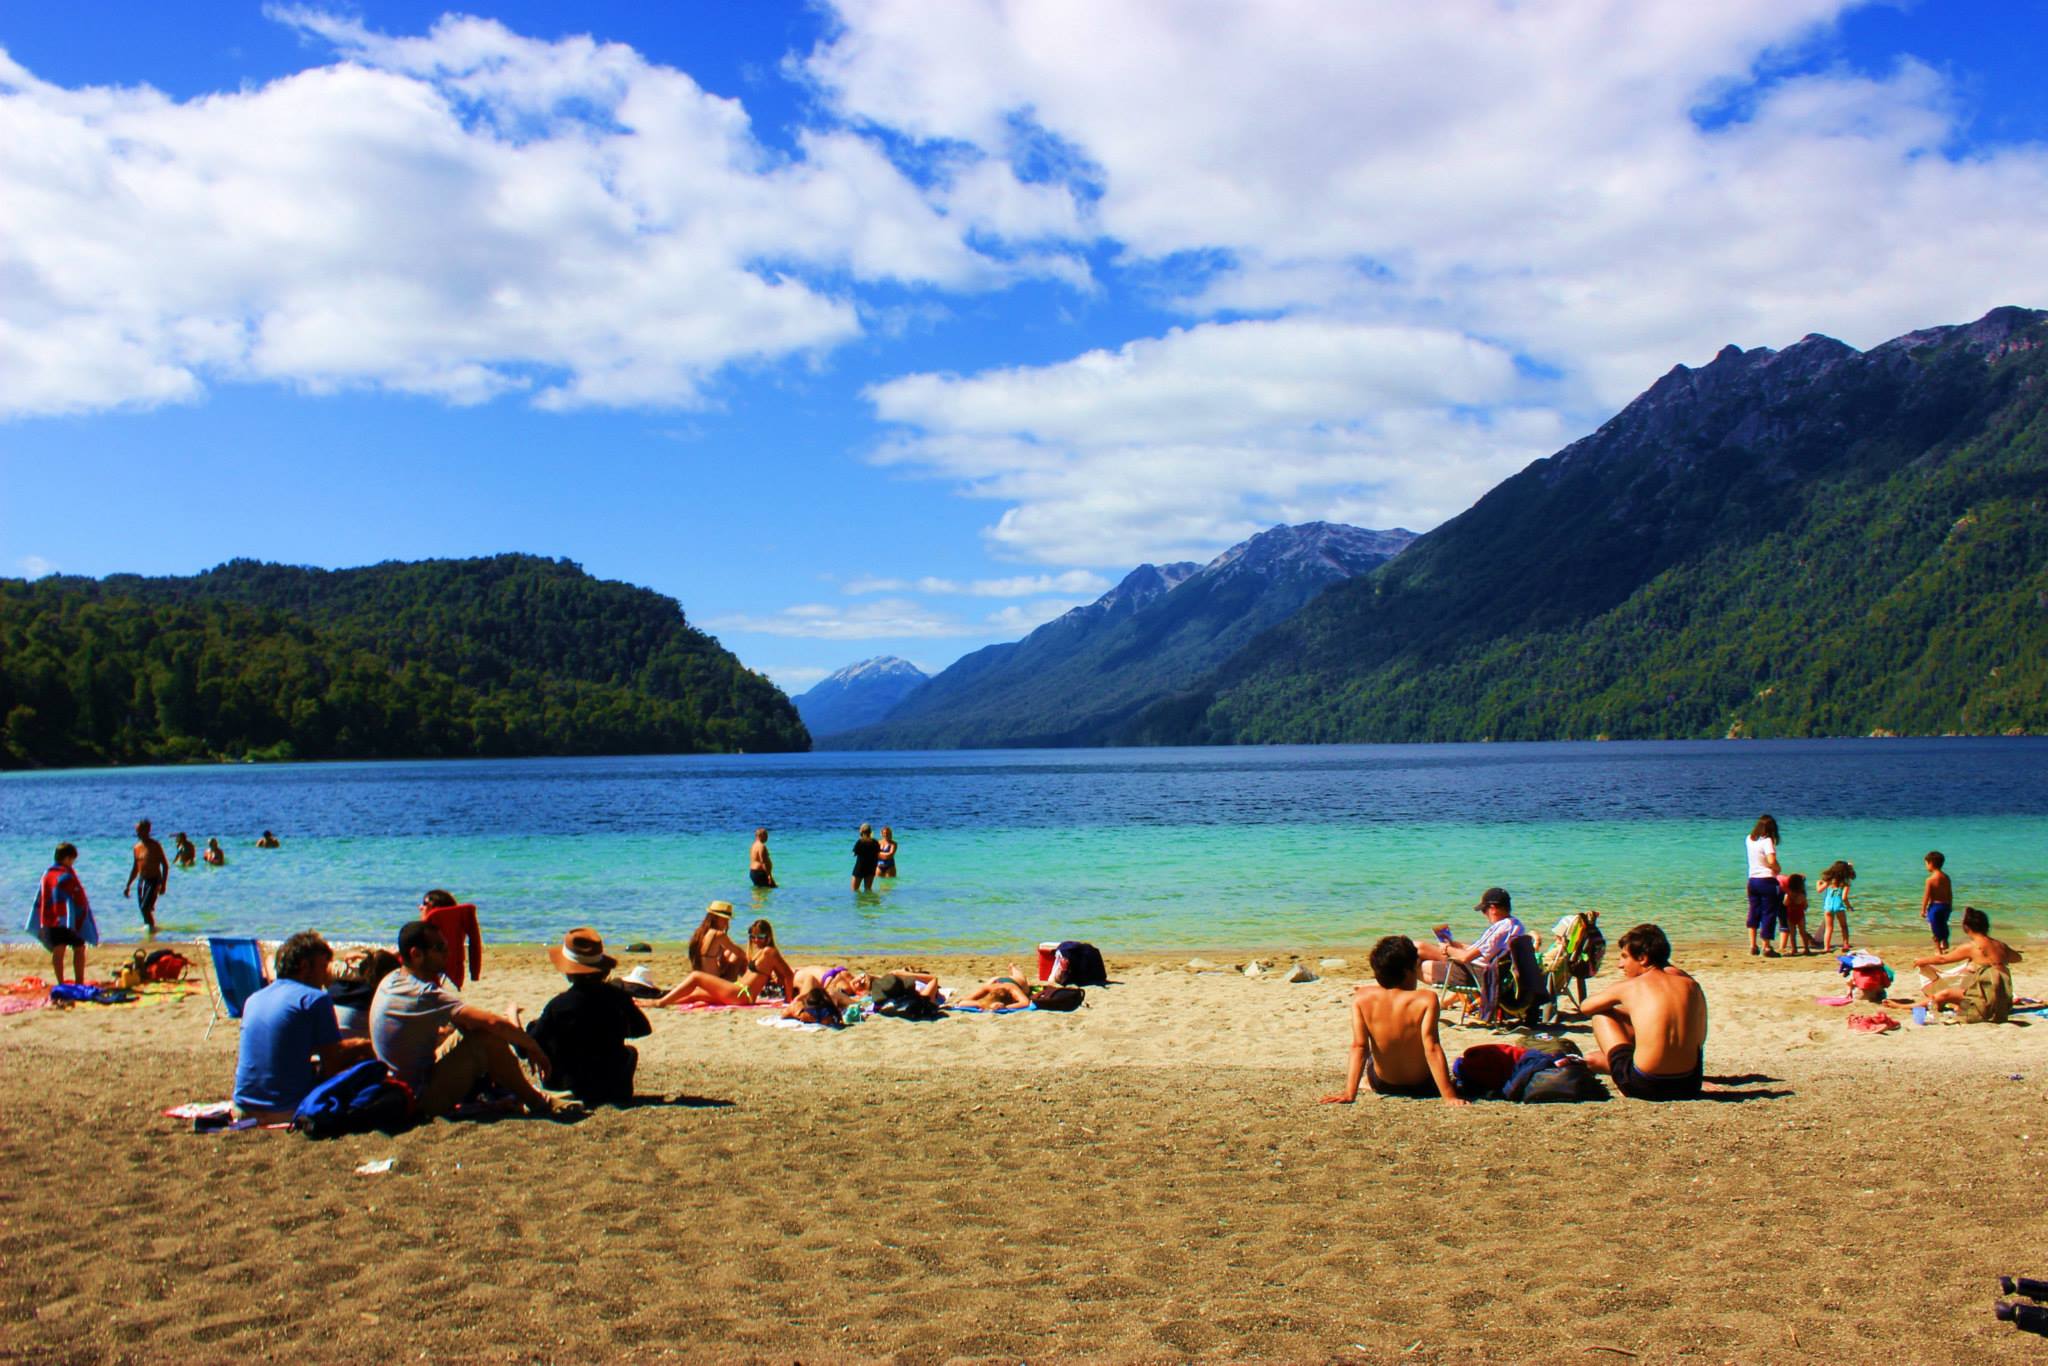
4, 739, 2044, 951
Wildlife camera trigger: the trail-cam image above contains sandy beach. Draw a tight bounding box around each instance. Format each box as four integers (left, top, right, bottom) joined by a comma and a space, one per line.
4, 934, 2045, 1364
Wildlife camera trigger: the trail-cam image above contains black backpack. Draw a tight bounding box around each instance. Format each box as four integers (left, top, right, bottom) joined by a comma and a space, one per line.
871, 973, 944, 1021
1053, 941, 1108, 987
1029, 986, 1085, 1012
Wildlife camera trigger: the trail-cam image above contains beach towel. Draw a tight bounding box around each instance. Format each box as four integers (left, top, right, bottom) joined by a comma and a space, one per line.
946, 1003, 1036, 1014
1817, 992, 1855, 1007
1848, 1012, 1899, 1034
1959, 963, 2015, 1025
665, 998, 780, 1012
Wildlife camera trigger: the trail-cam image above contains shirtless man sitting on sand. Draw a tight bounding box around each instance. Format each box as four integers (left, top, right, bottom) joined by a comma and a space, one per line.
1901, 906, 2021, 1024
1575, 923, 1707, 1101
1320, 936, 1467, 1106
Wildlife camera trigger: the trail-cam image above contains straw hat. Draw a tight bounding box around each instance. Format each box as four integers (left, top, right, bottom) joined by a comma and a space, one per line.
704, 900, 734, 921
548, 927, 617, 976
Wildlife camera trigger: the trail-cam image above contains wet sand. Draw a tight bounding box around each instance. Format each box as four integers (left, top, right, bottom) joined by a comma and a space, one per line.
3, 936, 2045, 1363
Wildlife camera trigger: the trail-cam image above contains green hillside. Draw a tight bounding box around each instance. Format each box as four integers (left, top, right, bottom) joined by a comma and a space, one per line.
0, 555, 808, 767
1128, 307, 2048, 743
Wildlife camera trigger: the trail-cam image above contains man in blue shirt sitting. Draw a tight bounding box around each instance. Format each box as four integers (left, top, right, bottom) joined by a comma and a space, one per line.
233, 931, 371, 1120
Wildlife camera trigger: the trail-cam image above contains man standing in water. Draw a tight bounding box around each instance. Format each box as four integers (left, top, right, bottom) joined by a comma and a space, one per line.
123, 818, 169, 935
1576, 924, 1708, 1100
749, 828, 777, 889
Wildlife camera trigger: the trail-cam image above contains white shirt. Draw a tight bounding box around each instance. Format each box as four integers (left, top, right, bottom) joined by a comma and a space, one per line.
1746, 835, 1777, 879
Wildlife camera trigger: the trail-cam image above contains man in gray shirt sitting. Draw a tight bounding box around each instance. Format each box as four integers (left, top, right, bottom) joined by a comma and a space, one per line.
370, 920, 580, 1119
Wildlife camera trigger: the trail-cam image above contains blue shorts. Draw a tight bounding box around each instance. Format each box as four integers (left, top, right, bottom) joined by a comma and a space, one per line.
1746, 877, 1784, 934
1925, 902, 1952, 941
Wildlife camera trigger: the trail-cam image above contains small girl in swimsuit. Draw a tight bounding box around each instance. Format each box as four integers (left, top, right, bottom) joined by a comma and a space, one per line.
877, 827, 897, 878
1817, 861, 1855, 953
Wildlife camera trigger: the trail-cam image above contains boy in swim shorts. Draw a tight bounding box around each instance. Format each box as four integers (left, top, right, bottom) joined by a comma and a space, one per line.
1920, 850, 1953, 951
1575, 923, 1708, 1102
1320, 936, 1467, 1106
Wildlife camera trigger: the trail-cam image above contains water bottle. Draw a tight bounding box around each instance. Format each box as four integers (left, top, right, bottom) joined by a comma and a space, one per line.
2000, 1276, 2048, 1302
1994, 1301, 2048, 1337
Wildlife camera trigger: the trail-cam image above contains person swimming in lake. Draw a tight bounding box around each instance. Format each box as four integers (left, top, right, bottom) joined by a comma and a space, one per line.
172, 832, 197, 869
851, 824, 881, 893
203, 837, 227, 867
876, 826, 897, 879
687, 901, 747, 981
255, 830, 280, 849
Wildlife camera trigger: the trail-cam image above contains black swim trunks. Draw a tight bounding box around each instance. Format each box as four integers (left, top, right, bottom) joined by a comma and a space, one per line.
1365, 1061, 1441, 1099
749, 870, 773, 888
1606, 1043, 1703, 1101
39, 925, 83, 950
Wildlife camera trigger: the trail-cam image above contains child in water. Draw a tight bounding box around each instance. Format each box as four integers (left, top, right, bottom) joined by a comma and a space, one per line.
1817, 860, 1855, 953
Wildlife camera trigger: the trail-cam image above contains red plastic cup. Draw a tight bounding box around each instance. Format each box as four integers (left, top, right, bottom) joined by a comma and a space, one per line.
1036, 942, 1058, 982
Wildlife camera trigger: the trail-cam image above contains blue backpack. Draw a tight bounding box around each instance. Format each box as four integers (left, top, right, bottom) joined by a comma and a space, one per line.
292, 1060, 414, 1138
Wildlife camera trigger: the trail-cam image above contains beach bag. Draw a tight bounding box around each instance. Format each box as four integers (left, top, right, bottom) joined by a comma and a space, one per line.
1513, 1059, 1606, 1103
293, 1061, 414, 1139
1452, 1043, 1526, 1097
1029, 986, 1085, 1012
871, 974, 943, 1021
1051, 941, 1108, 987
143, 950, 189, 982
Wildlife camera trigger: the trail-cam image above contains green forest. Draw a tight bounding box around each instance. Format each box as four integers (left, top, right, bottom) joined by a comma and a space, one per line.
1129, 308, 2048, 744
0, 555, 809, 768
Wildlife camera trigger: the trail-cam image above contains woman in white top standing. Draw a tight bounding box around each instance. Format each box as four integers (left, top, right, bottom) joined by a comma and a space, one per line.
1745, 814, 1784, 958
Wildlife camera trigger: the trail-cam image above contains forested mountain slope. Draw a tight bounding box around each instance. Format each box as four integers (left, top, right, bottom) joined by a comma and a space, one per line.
1127, 307, 2048, 743
0, 555, 807, 766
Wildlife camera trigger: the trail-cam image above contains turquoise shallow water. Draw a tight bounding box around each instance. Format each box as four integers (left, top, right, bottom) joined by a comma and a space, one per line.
4, 741, 2044, 951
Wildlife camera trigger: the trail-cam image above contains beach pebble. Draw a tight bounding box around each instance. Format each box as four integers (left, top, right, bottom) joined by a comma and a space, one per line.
1186, 958, 1219, 971
1318, 958, 1348, 970
1283, 964, 1318, 983
1242, 961, 1266, 977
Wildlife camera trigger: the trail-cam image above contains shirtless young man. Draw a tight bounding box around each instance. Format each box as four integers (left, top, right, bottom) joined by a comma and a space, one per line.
123, 818, 169, 934
748, 828, 777, 889
1321, 936, 1467, 1106
1919, 850, 1954, 951
1906, 906, 2022, 1023
1576, 923, 1708, 1101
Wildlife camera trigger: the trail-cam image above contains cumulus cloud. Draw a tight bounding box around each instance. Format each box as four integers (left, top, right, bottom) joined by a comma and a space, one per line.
800, 0, 2048, 559
16, 555, 56, 578
864, 318, 1562, 564
705, 594, 1093, 640
0, 8, 1086, 417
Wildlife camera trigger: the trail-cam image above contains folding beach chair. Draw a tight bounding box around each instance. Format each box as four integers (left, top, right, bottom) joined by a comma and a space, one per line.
200, 937, 271, 1039
1470, 934, 1549, 1029
1542, 912, 1604, 1021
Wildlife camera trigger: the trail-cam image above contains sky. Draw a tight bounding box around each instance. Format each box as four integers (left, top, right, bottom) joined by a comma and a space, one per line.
3, 1, 2046, 693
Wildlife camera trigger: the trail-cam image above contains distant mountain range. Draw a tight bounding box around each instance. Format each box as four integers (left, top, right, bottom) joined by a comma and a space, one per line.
794, 656, 928, 737
822, 522, 1415, 748
1128, 305, 2048, 743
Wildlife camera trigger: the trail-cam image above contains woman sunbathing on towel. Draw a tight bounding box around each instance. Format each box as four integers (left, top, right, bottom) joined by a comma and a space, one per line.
790, 965, 870, 1009
781, 985, 845, 1025
954, 966, 1035, 1010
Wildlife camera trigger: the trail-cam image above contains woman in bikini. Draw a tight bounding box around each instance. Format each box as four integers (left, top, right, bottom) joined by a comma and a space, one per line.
742, 919, 796, 1000
876, 827, 898, 878
687, 902, 747, 981
954, 965, 1035, 1010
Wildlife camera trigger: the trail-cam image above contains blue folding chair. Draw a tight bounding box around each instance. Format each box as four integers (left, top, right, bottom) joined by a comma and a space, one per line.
200, 937, 271, 1039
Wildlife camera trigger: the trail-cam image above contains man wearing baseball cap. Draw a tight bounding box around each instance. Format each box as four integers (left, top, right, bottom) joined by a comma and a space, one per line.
1415, 887, 1525, 988
528, 927, 652, 1108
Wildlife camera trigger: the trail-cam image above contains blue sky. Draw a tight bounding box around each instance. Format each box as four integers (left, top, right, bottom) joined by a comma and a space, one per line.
3, 1, 2045, 693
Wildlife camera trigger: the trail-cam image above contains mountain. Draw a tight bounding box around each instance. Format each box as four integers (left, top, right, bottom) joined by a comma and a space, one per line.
0, 555, 809, 767
826, 522, 1415, 748
1127, 306, 2048, 744
794, 656, 929, 736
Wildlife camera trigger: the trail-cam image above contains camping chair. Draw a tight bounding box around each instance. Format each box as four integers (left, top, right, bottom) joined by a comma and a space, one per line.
200, 937, 271, 1039
1543, 913, 1605, 1021
1466, 934, 1549, 1029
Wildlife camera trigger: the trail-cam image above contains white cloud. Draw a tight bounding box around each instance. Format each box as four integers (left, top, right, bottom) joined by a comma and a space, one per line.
842, 569, 1110, 597
17, 555, 56, 578
864, 318, 1562, 564
0, 9, 1087, 417
762, 664, 831, 691
707, 592, 1096, 640
802, 0, 2048, 559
